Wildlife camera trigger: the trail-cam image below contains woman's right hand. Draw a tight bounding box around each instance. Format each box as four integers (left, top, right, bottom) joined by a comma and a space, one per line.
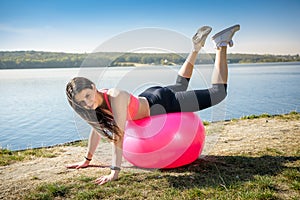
66, 159, 90, 169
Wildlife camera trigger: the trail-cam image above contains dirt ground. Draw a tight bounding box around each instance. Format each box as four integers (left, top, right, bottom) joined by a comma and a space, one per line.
0, 116, 299, 199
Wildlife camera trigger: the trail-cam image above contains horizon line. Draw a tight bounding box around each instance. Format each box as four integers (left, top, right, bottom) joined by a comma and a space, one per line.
0, 49, 299, 56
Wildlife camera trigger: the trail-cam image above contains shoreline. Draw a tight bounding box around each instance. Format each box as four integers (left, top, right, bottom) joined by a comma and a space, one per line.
1, 111, 298, 152
1, 61, 300, 70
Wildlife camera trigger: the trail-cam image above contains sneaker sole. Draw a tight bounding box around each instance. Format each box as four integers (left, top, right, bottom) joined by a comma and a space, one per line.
193, 26, 212, 45
211, 24, 240, 40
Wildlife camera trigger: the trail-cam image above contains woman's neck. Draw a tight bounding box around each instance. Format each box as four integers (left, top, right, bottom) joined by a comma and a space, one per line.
96, 91, 112, 114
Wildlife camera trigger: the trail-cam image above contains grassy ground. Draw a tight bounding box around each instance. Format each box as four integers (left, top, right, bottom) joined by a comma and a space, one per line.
0, 140, 88, 166
1, 112, 299, 200
25, 155, 300, 200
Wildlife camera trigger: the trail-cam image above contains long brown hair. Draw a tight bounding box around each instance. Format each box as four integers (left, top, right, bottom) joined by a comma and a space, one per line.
66, 77, 120, 141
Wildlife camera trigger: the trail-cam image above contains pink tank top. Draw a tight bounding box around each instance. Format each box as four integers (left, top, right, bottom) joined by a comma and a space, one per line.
101, 89, 139, 120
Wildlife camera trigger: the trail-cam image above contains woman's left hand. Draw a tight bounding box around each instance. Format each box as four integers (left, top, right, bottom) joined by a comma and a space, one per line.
95, 173, 118, 185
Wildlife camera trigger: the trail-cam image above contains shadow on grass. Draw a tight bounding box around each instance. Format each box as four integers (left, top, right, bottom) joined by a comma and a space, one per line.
159, 155, 300, 189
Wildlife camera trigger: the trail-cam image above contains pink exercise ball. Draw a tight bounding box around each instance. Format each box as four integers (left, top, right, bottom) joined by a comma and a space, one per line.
123, 112, 205, 168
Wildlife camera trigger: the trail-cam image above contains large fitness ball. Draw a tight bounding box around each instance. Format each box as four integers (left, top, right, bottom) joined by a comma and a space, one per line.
123, 112, 205, 168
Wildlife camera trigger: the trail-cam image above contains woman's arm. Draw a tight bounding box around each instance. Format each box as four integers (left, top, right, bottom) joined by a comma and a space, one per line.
66, 128, 101, 169
86, 128, 101, 160
95, 88, 129, 185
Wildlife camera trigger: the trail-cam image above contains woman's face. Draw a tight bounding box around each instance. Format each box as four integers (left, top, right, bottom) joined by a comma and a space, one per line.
74, 85, 99, 110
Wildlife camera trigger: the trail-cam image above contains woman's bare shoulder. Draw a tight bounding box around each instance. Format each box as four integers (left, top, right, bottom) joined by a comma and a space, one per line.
107, 88, 130, 98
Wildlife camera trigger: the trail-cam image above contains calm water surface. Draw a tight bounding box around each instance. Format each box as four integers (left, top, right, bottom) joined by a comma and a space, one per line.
0, 62, 299, 150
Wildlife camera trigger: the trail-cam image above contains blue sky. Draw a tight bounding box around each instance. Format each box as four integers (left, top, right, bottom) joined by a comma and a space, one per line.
0, 0, 299, 54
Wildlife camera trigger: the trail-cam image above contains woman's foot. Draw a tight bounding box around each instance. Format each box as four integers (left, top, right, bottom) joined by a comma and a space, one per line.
192, 26, 212, 52
212, 24, 240, 49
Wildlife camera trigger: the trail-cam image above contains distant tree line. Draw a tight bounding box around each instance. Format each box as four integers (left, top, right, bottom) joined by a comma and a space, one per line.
225, 53, 300, 63
0, 51, 299, 69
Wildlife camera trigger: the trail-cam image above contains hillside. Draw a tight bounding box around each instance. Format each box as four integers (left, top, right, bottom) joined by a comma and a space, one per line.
0, 51, 299, 69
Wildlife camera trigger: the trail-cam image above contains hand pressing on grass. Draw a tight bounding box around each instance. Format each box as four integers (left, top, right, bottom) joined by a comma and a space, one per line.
65, 159, 90, 169
95, 170, 119, 185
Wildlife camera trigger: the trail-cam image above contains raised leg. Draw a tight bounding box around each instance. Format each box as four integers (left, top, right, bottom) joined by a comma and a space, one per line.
210, 24, 240, 84
173, 25, 240, 112
212, 46, 228, 84
178, 26, 212, 79
178, 51, 198, 78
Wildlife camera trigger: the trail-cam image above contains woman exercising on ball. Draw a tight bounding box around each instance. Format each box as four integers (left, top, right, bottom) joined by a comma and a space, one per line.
66, 24, 240, 185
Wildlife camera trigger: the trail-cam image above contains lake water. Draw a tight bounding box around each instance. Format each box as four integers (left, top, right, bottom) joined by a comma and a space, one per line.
1, 62, 300, 150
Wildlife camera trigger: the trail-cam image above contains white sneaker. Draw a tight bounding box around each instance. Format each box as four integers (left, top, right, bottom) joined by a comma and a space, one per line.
212, 24, 240, 49
192, 26, 212, 52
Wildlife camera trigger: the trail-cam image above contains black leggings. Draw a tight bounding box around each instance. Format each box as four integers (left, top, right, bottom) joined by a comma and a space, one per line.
139, 75, 227, 116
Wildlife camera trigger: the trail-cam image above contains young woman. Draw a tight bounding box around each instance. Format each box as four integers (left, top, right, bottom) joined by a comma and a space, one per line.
66, 24, 240, 185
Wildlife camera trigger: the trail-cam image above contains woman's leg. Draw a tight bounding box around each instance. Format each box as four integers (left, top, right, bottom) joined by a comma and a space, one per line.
211, 24, 240, 84
167, 26, 212, 92
177, 51, 198, 79
142, 25, 240, 115
178, 26, 212, 79
173, 25, 240, 112
211, 46, 228, 84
